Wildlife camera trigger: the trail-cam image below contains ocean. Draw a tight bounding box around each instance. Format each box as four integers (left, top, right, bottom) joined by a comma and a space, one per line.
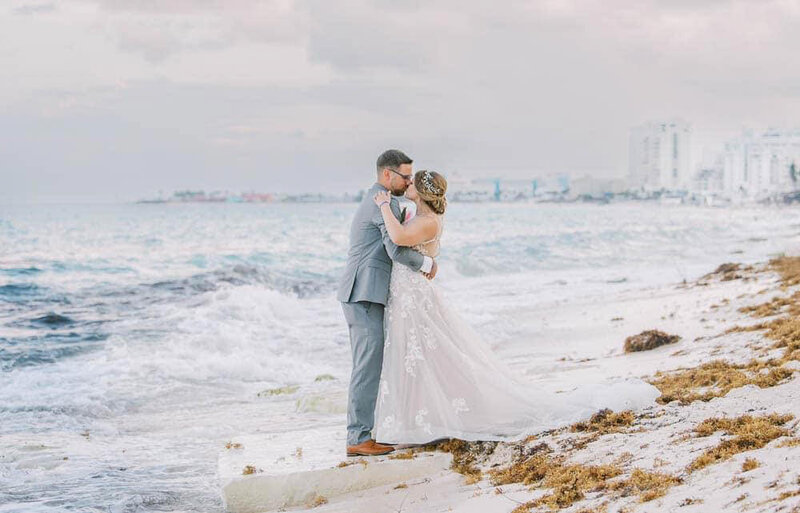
2, 201, 799, 512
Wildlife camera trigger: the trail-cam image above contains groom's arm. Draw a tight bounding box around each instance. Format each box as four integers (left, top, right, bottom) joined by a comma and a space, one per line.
374, 202, 433, 273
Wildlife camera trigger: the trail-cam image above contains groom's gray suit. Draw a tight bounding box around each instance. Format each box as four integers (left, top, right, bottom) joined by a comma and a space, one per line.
337, 182, 427, 446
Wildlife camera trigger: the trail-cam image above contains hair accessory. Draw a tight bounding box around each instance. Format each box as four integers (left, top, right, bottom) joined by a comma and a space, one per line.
421, 170, 442, 195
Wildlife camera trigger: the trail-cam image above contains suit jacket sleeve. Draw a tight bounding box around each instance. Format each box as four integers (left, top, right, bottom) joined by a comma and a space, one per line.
373, 200, 425, 271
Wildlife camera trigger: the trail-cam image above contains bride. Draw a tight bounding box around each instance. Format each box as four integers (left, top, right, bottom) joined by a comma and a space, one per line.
371, 170, 661, 444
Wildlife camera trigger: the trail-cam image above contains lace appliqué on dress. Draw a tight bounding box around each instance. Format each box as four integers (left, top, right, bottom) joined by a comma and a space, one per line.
415, 409, 433, 435
404, 326, 424, 376
452, 398, 469, 414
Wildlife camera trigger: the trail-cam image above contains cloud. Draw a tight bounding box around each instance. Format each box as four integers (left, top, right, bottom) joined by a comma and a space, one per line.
12, 2, 56, 15
91, 0, 305, 63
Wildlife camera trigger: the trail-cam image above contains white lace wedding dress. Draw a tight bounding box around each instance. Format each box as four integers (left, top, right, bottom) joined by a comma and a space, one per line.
373, 215, 661, 444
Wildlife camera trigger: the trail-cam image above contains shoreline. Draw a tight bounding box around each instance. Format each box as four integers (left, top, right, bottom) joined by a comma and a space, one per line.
273, 255, 800, 513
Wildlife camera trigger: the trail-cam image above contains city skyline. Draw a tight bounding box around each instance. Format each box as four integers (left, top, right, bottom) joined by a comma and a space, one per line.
7, 119, 798, 203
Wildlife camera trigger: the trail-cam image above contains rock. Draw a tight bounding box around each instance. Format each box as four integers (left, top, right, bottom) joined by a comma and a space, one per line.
624, 330, 681, 353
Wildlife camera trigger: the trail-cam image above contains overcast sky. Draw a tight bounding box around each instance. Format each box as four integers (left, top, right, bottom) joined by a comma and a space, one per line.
2, 0, 800, 202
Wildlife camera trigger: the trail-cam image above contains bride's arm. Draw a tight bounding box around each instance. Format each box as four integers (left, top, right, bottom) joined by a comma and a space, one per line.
373, 191, 437, 247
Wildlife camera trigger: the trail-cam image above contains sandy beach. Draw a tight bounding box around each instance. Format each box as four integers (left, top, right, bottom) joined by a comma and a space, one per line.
258, 255, 800, 513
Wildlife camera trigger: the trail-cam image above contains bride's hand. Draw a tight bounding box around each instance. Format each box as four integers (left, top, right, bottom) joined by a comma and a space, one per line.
423, 260, 438, 280
373, 190, 392, 207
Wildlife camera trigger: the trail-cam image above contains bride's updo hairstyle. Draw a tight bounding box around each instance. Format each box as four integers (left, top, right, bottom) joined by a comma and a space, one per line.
414, 170, 448, 215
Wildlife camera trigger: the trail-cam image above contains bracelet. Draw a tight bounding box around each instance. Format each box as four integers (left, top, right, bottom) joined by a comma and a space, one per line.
378, 201, 390, 208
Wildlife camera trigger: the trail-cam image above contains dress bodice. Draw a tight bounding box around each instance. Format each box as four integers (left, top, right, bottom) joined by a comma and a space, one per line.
411, 214, 443, 258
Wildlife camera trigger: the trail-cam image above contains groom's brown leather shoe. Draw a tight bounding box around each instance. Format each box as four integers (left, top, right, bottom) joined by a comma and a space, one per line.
346, 439, 395, 457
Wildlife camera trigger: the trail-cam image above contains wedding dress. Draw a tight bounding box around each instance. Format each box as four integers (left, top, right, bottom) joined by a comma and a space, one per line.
373, 215, 661, 444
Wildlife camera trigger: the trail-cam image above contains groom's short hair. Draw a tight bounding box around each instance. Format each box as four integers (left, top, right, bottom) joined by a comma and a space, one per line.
376, 149, 413, 173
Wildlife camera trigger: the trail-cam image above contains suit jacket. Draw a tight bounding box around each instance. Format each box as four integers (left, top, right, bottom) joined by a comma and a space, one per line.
337, 183, 425, 305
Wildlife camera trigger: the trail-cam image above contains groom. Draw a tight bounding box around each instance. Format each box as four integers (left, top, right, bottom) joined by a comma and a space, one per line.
337, 149, 438, 456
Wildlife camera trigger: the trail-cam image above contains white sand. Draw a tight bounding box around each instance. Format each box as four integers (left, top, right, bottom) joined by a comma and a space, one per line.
221, 260, 800, 512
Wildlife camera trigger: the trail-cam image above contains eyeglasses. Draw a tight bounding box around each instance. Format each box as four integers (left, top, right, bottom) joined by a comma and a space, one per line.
387, 168, 413, 182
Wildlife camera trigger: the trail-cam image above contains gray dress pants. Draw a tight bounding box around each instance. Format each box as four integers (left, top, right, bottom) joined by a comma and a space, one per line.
341, 300, 386, 446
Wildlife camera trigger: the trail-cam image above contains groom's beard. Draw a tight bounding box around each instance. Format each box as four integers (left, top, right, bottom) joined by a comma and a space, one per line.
390, 184, 409, 196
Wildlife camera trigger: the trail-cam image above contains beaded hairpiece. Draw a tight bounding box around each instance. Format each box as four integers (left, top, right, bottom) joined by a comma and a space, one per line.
421, 170, 442, 195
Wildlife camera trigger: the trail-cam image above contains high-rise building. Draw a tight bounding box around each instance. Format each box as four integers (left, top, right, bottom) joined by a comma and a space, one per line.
722, 128, 800, 199
628, 120, 692, 191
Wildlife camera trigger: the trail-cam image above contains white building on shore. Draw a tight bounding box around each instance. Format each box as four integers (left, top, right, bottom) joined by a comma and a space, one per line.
628, 120, 692, 191
722, 128, 800, 199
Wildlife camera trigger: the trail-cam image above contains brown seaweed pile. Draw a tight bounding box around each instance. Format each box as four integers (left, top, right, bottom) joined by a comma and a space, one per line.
491, 450, 683, 510
491, 452, 621, 510
702, 262, 743, 281
607, 468, 683, 502
741, 458, 759, 471
570, 409, 635, 435
687, 413, 794, 472
241, 465, 260, 475
420, 438, 493, 484
305, 494, 328, 508
624, 330, 681, 353
648, 359, 793, 405
772, 255, 800, 286
739, 290, 800, 318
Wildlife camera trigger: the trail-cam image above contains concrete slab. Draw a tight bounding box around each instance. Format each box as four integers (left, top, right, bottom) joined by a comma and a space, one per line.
218, 427, 452, 513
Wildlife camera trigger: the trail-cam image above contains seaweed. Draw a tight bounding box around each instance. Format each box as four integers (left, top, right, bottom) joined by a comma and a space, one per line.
422, 439, 486, 484
648, 359, 793, 405
305, 494, 328, 508
242, 465, 261, 475
570, 409, 635, 434
607, 468, 682, 502
530, 463, 622, 509
624, 330, 681, 353
741, 458, 759, 472
257, 385, 299, 397
388, 450, 415, 460
687, 413, 794, 472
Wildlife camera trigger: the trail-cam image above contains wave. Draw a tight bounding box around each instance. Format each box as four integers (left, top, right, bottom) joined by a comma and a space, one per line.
0, 283, 71, 308
143, 264, 333, 300
0, 266, 43, 276
29, 313, 75, 327
0, 332, 107, 371
0, 283, 43, 297
0, 263, 338, 374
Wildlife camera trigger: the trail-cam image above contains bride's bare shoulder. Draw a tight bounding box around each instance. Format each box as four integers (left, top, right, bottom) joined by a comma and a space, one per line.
408, 214, 439, 235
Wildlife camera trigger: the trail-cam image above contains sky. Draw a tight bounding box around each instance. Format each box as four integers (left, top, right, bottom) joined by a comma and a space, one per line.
2, 0, 800, 202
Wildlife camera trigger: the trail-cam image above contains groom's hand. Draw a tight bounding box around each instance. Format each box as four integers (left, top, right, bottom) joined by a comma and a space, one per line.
423, 260, 438, 280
